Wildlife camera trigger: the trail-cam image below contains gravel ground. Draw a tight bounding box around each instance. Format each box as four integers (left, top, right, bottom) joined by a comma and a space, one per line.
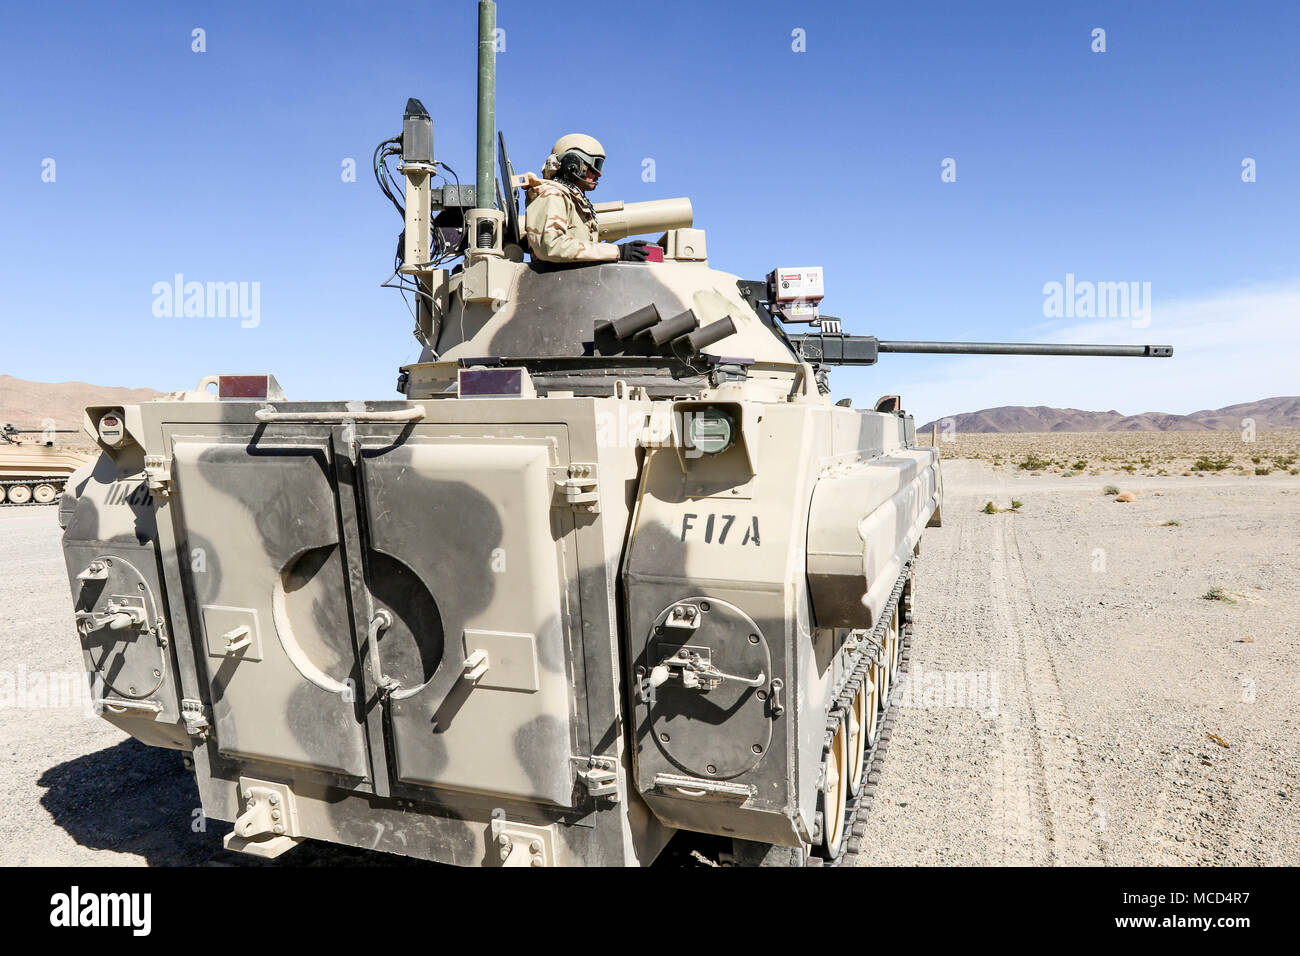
3, 459, 1297, 865
859, 460, 1300, 865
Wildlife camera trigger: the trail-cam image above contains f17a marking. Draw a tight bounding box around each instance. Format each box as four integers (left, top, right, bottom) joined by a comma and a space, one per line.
681, 513, 760, 546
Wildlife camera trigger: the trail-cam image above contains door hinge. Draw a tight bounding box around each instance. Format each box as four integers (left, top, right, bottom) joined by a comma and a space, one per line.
144, 455, 172, 495
551, 463, 600, 514
181, 698, 210, 738
573, 754, 620, 802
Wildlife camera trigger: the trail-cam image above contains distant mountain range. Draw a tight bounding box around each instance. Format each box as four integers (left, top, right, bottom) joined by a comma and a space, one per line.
0, 375, 165, 437
920, 397, 1300, 433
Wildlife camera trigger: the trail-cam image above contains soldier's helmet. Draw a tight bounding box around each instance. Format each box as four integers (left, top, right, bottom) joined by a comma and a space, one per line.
545, 133, 605, 189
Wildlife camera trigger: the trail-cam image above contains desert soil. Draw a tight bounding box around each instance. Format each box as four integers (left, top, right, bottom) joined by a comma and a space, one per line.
2, 456, 1297, 866
859, 459, 1299, 865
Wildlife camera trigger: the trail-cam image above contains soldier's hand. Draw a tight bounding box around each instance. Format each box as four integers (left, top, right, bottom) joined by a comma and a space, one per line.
618, 240, 651, 262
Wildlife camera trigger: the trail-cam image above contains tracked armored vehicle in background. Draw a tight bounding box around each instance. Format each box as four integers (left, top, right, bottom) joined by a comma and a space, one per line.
2, 424, 88, 505
57, 2, 1170, 866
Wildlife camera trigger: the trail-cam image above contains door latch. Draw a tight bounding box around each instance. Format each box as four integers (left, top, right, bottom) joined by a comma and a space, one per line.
366, 609, 401, 698
647, 645, 765, 692
76, 602, 146, 633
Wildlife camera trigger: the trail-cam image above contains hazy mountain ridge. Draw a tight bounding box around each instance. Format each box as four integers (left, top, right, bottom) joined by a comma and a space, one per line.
921, 397, 1300, 433
0, 375, 166, 432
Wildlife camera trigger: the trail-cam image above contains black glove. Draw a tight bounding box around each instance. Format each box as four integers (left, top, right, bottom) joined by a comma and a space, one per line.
618, 240, 651, 262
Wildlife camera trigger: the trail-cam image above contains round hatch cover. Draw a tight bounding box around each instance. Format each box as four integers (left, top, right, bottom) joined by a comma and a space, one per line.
76, 555, 165, 699
646, 596, 772, 779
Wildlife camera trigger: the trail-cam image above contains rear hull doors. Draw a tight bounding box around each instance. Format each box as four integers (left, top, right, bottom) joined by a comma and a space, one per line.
164, 416, 584, 808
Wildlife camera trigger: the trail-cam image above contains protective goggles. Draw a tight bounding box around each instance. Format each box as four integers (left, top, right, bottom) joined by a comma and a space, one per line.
564, 149, 604, 174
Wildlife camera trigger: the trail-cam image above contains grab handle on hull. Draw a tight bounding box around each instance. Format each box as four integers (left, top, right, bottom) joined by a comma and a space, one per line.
254, 406, 426, 424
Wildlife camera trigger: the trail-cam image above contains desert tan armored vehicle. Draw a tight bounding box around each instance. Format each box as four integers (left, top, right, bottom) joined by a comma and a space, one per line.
57, 2, 1170, 866
1, 424, 88, 505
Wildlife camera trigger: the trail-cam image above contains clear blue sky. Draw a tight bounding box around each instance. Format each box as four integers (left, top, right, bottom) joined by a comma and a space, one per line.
3, 0, 1297, 422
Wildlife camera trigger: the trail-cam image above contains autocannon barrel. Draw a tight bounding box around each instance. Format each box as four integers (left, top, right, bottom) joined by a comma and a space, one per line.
787, 334, 1174, 366
877, 340, 1173, 357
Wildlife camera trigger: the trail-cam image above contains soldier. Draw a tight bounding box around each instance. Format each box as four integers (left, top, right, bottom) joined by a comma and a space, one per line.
522, 134, 652, 264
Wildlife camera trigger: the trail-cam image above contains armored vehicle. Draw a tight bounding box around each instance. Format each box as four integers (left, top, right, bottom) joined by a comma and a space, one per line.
1, 424, 88, 505
57, 2, 1170, 866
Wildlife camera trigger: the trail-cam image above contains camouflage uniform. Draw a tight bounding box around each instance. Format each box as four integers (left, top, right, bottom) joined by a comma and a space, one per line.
522, 172, 620, 263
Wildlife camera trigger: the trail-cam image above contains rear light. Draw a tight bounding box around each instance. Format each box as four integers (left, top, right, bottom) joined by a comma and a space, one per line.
218, 375, 270, 399
97, 411, 126, 448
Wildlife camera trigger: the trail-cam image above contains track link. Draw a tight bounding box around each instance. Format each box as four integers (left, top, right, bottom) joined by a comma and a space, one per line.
821, 560, 915, 867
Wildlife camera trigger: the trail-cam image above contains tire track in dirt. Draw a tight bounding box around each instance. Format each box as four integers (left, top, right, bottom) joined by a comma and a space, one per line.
986, 517, 1052, 863
1010, 497, 1244, 865
1011, 506, 1119, 862
1000, 518, 1108, 864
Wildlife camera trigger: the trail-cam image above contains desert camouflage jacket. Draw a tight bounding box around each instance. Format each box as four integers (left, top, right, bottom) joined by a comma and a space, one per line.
522, 172, 619, 262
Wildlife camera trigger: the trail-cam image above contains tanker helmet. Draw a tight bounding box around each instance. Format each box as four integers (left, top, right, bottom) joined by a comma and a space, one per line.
547, 133, 605, 190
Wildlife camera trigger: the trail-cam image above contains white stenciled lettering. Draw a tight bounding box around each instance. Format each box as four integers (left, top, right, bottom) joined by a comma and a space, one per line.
681, 513, 760, 546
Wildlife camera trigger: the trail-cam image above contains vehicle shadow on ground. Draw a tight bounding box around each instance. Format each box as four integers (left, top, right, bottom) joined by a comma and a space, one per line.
40, 739, 714, 866
39, 739, 218, 865
38, 739, 434, 866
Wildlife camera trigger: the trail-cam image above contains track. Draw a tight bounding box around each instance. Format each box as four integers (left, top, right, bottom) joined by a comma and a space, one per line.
1, 478, 65, 507
822, 561, 914, 866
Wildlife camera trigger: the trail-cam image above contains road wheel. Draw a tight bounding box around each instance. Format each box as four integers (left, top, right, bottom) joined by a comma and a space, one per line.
889, 608, 902, 672
33, 483, 58, 503
862, 667, 880, 747
818, 711, 849, 858
876, 620, 893, 708
845, 681, 868, 796
879, 609, 900, 703
7, 484, 31, 504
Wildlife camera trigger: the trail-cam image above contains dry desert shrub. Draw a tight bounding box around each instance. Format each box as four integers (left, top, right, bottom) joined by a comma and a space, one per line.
924, 430, 1300, 478
1193, 455, 1233, 471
